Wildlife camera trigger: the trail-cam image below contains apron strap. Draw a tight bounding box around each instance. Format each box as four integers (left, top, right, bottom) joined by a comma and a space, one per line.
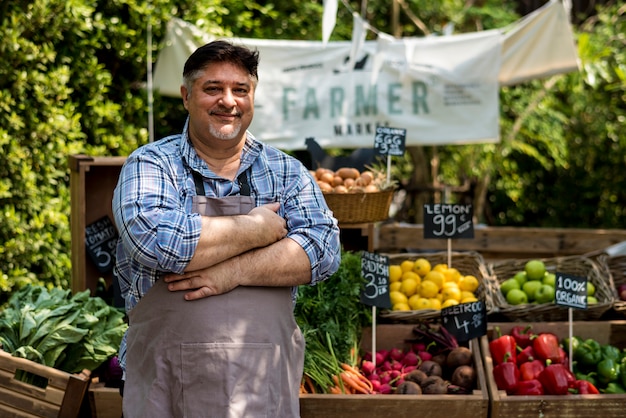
191, 170, 251, 197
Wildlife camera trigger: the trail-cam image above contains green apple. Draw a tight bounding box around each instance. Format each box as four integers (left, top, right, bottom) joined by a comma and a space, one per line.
500, 278, 521, 296
525, 260, 546, 281
587, 282, 596, 296
534, 284, 556, 304
522, 280, 543, 301
513, 271, 528, 286
543, 272, 556, 287
587, 295, 598, 304
506, 288, 529, 305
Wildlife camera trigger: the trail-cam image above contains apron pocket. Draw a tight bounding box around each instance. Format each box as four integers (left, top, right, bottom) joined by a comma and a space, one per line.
180, 342, 279, 418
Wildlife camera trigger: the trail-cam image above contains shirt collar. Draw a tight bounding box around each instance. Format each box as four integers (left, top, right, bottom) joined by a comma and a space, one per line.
180, 117, 264, 177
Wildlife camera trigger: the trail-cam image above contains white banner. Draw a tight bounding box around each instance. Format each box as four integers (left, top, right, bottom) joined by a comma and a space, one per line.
153, 1, 578, 150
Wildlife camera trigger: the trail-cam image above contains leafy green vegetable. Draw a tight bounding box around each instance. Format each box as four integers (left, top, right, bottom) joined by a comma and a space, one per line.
295, 249, 372, 392
0, 284, 127, 374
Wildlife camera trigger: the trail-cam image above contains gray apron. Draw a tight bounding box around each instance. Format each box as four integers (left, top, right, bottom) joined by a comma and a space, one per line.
123, 170, 305, 418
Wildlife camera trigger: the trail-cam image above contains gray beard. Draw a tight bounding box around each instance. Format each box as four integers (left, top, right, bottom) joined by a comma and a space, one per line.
209, 123, 241, 141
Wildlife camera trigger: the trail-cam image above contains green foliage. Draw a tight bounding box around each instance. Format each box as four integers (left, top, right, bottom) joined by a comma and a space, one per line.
0, 284, 127, 374
295, 249, 371, 391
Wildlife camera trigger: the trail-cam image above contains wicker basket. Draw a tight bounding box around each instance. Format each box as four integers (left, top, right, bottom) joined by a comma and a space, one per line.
488, 255, 614, 322
597, 254, 626, 316
379, 251, 495, 322
323, 190, 394, 224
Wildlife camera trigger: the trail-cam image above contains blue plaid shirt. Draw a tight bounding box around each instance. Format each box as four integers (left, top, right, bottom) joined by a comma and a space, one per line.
112, 120, 340, 372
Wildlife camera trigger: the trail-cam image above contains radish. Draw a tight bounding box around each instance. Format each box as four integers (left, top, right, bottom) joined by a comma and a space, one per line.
360, 360, 376, 376
389, 347, 404, 362
402, 351, 419, 367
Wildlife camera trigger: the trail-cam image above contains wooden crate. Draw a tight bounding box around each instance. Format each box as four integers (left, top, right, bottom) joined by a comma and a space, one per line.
376, 222, 626, 261
68, 154, 126, 295
481, 321, 626, 418
88, 383, 122, 418
0, 350, 90, 418
300, 324, 489, 418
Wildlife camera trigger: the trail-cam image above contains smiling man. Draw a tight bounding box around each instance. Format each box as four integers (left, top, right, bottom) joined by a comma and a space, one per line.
112, 40, 341, 418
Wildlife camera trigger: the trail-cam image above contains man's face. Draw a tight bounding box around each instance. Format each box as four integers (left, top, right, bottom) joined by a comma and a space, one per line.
182, 62, 255, 145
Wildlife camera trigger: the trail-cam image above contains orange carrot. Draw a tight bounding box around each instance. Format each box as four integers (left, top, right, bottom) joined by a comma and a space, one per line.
340, 371, 371, 394
328, 385, 343, 394
304, 375, 317, 394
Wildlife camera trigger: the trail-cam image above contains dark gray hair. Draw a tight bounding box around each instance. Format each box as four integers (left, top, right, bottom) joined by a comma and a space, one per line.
182, 40, 259, 93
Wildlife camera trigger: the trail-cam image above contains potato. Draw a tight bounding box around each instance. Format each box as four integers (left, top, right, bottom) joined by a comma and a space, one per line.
317, 181, 333, 192
332, 176, 343, 187
343, 178, 355, 189
315, 167, 333, 180
320, 172, 335, 184
335, 167, 360, 180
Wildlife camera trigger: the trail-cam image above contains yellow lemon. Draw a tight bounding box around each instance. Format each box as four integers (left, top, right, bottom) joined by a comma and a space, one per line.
459, 275, 480, 292
433, 263, 449, 273
444, 268, 462, 283
442, 281, 459, 290
400, 260, 415, 273
441, 299, 460, 309
461, 296, 479, 303
390, 281, 402, 292
441, 286, 462, 302
390, 291, 408, 306
401, 271, 421, 284
423, 271, 445, 290
393, 302, 410, 311
389, 265, 403, 283
400, 278, 419, 297
461, 290, 477, 301
429, 298, 442, 310
412, 258, 432, 276
409, 296, 431, 310
419, 280, 439, 298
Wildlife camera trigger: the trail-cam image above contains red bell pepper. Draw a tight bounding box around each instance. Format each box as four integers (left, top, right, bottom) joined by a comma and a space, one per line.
538, 364, 571, 395
532, 333, 562, 363
516, 345, 536, 366
510, 325, 534, 349
493, 362, 520, 395
490, 331, 517, 365
514, 379, 544, 396
573, 379, 600, 395
519, 359, 545, 381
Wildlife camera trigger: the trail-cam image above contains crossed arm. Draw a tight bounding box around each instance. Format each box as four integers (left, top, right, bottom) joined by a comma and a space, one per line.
163, 202, 312, 300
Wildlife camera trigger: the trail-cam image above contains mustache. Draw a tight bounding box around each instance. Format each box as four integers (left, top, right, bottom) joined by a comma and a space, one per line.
210, 107, 241, 117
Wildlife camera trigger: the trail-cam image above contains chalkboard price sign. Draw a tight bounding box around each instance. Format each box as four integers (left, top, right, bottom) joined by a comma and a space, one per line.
555, 272, 588, 310
360, 251, 392, 309
423, 204, 474, 239
441, 300, 487, 343
373, 126, 406, 157
85, 216, 118, 274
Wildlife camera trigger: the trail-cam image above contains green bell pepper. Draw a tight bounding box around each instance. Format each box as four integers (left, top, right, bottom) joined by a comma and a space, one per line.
602, 382, 626, 394
597, 358, 621, 385
574, 339, 602, 370
601, 344, 621, 361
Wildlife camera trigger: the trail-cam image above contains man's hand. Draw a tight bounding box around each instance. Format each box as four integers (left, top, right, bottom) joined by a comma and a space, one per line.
247, 202, 287, 248
163, 260, 238, 301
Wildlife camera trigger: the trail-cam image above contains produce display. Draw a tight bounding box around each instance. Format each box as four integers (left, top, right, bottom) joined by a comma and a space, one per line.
359, 323, 479, 395
310, 166, 394, 193
568, 335, 626, 394
0, 284, 127, 385
388, 257, 480, 311
486, 324, 626, 395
